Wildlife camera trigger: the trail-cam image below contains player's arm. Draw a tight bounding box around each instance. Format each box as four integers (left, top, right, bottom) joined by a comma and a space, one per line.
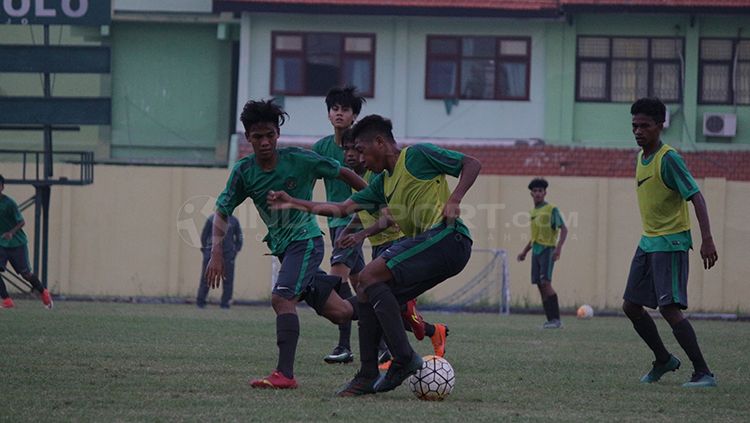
205, 212, 230, 288
689, 192, 717, 270
337, 210, 396, 249
444, 155, 482, 223
338, 167, 368, 191
552, 208, 567, 261
267, 191, 363, 218
662, 151, 717, 269
517, 241, 532, 262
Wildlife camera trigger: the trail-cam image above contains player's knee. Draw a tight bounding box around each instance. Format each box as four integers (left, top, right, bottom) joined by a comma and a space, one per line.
271, 294, 296, 314
622, 301, 642, 319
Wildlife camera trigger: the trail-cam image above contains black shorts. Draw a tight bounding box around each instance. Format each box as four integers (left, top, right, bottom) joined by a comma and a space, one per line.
329, 226, 365, 275
531, 246, 555, 284
273, 237, 325, 300
623, 247, 689, 310
371, 240, 396, 261
0, 245, 31, 275
302, 273, 341, 316
379, 223, 472, 304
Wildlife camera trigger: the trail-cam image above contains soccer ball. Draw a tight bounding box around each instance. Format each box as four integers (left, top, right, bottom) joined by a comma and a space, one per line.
577, 304, 594, 319
408, 355, 455, 401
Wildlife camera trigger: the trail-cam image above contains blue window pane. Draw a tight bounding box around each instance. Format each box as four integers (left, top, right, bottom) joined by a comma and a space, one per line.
428, 60, 457, 97
344, 58, 372, 94
274, 57, 303, 93
498, 62, 527, 98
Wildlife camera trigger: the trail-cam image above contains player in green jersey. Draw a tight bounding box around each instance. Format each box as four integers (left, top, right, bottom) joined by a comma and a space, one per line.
267, 115, 481, 396
204, 99, 366, 389
0, 174, 54, 309
517, 178, 567, 329
624, 97, 718, 388
313, 86, 367, 364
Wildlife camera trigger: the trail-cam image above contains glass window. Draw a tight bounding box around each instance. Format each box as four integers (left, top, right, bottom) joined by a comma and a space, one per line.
699, 38, 750, 105
271, 32, 375, 97
576, 36, 683, 103
426, 36, 530, 101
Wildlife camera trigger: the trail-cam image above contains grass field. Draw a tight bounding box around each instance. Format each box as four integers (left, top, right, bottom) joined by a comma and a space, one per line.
3, 300, 750, 422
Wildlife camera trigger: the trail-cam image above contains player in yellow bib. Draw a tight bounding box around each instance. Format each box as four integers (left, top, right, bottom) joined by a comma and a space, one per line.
517, 178, 567, 329
267, 115, 481, 396
623, 98, 718, 388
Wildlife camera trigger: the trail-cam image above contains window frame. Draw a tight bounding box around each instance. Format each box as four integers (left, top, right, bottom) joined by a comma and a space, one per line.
698, 37, 750, 105
424, 35, 532, 101
575, 35, 684, 103
270, 31, 376, 98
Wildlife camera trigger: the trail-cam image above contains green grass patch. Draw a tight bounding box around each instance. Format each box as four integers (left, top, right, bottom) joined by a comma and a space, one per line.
3, 300, 750, 422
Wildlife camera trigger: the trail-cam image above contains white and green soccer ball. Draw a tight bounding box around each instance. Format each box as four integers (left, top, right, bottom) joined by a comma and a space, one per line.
408, 355, 455, 401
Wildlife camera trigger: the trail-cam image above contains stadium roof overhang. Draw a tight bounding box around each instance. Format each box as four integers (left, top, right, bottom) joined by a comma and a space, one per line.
212, 0, 563, 19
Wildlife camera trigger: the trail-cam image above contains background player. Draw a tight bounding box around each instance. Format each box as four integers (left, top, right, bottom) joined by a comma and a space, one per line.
312, 86, 367, 364
0, 174, 53, 309
517, 178, 567, 328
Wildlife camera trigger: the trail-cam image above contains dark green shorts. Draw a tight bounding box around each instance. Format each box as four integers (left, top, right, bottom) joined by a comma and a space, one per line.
623, 247, 689, 310
379, 223, 472, 304
531, 246, 555, 284
273, 237, 324, 300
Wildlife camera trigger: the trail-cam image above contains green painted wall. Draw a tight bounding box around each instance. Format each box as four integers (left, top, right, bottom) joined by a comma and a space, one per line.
110, 22, 233, 163
558, 13, 750, 149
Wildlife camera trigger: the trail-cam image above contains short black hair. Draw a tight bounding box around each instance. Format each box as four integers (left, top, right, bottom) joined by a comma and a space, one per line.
528, 178, 548, 190
631, 97, 666, 124
240, 99, 288, 132
341, 128, 355, 149
0, 174, 4, 184
350, 114, 395, 144
325, 86, 366, 115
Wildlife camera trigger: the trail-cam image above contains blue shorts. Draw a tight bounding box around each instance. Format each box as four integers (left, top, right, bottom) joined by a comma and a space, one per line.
329, 226, 365, 275
0, 245, 31, 275
273, 237, 325, 300
623, 247, 689, 310
379, 223, 472, 304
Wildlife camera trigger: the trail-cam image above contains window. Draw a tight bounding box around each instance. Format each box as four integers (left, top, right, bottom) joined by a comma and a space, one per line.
425, 36, 530, 101
271, 32, 375, 97
699, 38, 750, 104
576, 36, 683, 103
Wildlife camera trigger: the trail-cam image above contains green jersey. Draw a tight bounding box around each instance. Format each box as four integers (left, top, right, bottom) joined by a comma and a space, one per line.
636, 144, 699, 253
350, 143, 471, 239
0, 194, 27, 248
216, 147, 341, 255
312, 135, 352, 228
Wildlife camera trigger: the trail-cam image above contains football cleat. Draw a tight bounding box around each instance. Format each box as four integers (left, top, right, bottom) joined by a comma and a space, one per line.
542, 319, 562, 329
324, 346, 354, 364
640, 354, 681, 383
378, 360, 392, 371
682, 372, 717, 388
41, 289, 53, 309
373, 353, 423, 393
1, 297, 14, 309
430, 324, 449, 358
335, 373, 378, 397
249, 370, 298, 389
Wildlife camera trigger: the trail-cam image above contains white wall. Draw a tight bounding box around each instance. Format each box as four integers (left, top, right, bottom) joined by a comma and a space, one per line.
241, 13, 547, 141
